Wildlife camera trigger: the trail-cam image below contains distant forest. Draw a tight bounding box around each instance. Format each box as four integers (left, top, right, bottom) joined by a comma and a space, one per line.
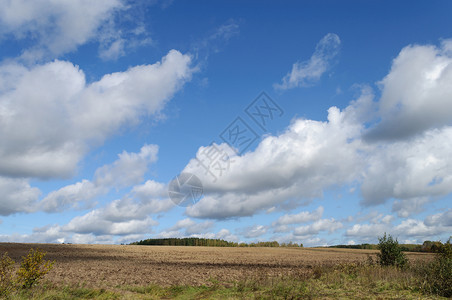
329, 240, 446, 253
129, 238, 448, 252
130, 238, 302, 248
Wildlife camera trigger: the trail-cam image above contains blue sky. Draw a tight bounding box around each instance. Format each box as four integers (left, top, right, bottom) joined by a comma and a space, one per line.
0, 0, 451, 246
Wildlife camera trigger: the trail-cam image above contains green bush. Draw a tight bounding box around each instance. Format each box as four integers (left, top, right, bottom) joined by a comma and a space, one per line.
377, 233, 408, 268
436, 237, 452, 259
16, 248, 54, 289
419, 238, 451, 297
0, 248, 54, 296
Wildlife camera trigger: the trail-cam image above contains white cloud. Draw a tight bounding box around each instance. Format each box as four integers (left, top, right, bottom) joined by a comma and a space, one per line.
272, 234, 321, 247
0, 0, 124, 59
0, 50, 193, 179
361, 127, 452, 207
273, 225, 290, 233
64, 212, 157, 236
157, 223, 236, 241
131, 180, 174, 213
366, 40, 452, 140
239, 225, 267, 239
39, 180, 100, 213
346, 223, 388, 238
169, 218, 213, 236
46, 196, 164, 238
132, 180, 168, 199
99, 38, 126, 61
393, 219, 439, 238
392, 197, 430, 218
168, 218, 214, 235
274, 33, 341, 90
346, 210, 452, 240
293, 218, 343, 236
80, 179, 174, 227
34, 177, 170, 243
0, 177, 40, 215
381, 215, 395, 224
215, 229, 239, 242
178, 40, 452, 237
424, 209, 452, 227
94, 145, 158, 188
101, 197, 170, 222
273, 206, 324, 226
1, 147, 172, 235
39, 144, 159, 212
184, 90, 371, 219
70, 233, 111, 244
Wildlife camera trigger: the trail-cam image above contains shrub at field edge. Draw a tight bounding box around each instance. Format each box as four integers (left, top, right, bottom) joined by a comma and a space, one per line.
0, 248, 54, 297
377, 233, 408, 268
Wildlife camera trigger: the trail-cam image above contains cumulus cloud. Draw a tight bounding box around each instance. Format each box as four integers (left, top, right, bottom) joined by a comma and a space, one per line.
0, 177, 40, 215
393, 219, 442, 238
215, 229, 239, 242
425, 209, 452, 227
131, 180, 175, 213
39, 180, 100, 213
167, 218, 214, 235
366, 40, 452, 140
346, 223, 389, 239
239, 225, 267, 239
293, 218, 343, 237
157, 220, 237, 241
0, 0, 124, 59
346, 210, 452, 241
274, 33, 341, 90
273, 206, 324, 226
39, 144, 159, 212
94, 145, 158, 188
0, 207, 160, 244
64, 212, 157, 236
361, 126, 452, 207
17, 182, 172, 242
64, 177, 174, 232
179, 39, 452, 228
392, 197, 430, 218
0, 50, 193, 179
184, 90, 371, 219
358, 57, 452, 210
354, 212, 394, 225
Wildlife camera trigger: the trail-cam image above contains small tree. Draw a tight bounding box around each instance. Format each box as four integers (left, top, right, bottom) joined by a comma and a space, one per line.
16, 248, 54, 289
417, 238, 451, 297
436, 237, 452, 259
428, 238, 451, 297
377, 233, 407, 268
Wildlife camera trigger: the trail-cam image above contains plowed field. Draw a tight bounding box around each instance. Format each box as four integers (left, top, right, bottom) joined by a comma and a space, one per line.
0, 243, 432, 289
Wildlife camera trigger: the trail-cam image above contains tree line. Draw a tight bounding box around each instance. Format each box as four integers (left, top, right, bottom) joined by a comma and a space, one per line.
329, 240, 448, 253
130, 238, 303, 247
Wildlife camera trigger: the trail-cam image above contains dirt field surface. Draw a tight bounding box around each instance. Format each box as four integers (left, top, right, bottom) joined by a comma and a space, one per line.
0, 243, 433, 288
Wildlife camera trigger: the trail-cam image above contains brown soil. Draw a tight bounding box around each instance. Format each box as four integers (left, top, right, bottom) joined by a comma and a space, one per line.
0, 243, 433, 288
